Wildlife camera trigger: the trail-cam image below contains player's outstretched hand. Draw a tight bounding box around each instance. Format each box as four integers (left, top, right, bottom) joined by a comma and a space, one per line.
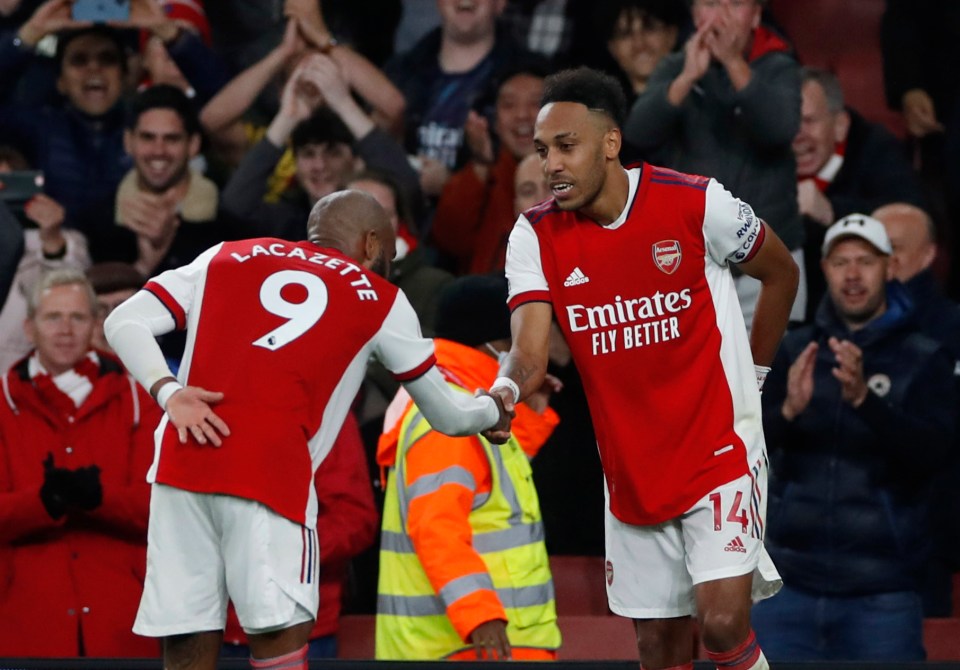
166, 386, 231, 447
469, 619, 511, 660
478, 387, 514, 444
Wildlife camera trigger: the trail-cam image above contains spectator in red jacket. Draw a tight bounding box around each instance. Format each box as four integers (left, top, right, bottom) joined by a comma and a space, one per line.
431, 64, 546, 274
0, 267, 160, 657
222, 412, 378, 659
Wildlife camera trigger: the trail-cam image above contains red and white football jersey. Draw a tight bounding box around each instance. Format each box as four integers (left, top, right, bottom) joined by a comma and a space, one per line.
144, 238, 436, 526
506, 165, 767, 526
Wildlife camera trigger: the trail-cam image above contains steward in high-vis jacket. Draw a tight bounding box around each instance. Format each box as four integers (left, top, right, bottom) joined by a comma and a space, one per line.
375, 274, 562, 661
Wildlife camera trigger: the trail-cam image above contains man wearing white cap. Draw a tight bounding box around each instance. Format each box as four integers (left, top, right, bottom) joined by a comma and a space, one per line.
752, 213, 958, 661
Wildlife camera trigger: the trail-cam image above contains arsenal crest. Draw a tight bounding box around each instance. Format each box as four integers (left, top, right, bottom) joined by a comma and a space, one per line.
652, 240, 682, 274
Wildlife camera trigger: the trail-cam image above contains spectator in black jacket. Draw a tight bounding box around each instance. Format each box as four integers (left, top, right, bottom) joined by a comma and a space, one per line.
220, 53, 419, 242
794, 67, 925, 322
754, 213, 958, 661
874, 201, 960, 617
624, 0, 804, 329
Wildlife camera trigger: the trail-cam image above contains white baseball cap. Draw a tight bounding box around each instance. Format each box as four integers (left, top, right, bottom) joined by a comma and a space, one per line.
822, 213, 893, 257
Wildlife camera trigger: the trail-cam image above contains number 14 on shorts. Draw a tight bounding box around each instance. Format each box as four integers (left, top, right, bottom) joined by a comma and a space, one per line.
709, 491, 748, 534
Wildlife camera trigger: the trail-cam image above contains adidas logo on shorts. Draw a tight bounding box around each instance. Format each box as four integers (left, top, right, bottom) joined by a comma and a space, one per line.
564, 267, 590, 287
724, 537, 747, 553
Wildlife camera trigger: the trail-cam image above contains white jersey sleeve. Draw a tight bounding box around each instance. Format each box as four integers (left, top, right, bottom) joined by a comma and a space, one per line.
104, 243, 221, 396
505, 214, 549, 305
373, 290, 500, 435
702, 179, 765, 266
373, 289, 437, 380
103, 291, 178, 396
144, 243, 223, 327
403, 368, 500, 436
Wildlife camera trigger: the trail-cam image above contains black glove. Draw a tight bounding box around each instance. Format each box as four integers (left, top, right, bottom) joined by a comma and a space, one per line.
39, 452, 73, 520
71, 465, 102, 512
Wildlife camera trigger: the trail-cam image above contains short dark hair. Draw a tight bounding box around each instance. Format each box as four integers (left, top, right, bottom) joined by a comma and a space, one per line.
127, 84, 201, 136
599, 0, 688, 41
541, 67, 627, 128
291, 108, 354, 152
86, 262, 144, 295
56, 25, 127, 74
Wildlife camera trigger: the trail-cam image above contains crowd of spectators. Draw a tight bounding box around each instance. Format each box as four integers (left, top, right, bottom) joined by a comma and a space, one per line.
0, 0, 958, 662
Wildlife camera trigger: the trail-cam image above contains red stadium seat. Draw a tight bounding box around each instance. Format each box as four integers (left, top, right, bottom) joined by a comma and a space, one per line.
556, 615, 639, 660
336, 614, 376, 659
549, 554, 611, 616
924, 618, 960, 661
768, 0, 905, 138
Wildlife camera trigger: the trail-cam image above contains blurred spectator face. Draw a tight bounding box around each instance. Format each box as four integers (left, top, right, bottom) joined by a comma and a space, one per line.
437, 0, 506, 43
495, 74, 543, 160
92, 287, 137, 352
692, 0, 760, 54
822, 238, 888, 327
514, 152, 550, 215
349, 178, 400, 233
874, 205, 937, 282
793, 79, 850, 178
57, 33, 124, 117
125, 108, 200, 193
295, 143, 357, 204
607, 9, 679, 92
25, 284, 96, 375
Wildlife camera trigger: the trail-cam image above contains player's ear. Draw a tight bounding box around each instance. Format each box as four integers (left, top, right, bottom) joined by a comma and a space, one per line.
363, 229, 380, 264
605, 127, 622, 160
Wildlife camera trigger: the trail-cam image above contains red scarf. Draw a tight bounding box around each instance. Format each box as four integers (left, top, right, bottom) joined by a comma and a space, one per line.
747, 26, 791, 62
803, 139, 847, 192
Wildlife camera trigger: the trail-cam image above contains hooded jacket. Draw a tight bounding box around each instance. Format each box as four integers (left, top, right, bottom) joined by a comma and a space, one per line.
0, 351, 159, 656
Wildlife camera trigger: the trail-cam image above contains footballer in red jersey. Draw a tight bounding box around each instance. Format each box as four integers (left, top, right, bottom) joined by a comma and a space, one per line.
105, 191, 510, 670
486, 68, 799, 670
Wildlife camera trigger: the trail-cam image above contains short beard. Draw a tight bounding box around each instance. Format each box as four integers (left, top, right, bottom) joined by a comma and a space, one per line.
139, 163, 188, 194
369, 250, 389, 278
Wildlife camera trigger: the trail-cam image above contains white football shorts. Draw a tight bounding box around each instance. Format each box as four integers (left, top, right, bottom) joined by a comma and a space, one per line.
604, 469, 782, 619
134, 484, 319, 637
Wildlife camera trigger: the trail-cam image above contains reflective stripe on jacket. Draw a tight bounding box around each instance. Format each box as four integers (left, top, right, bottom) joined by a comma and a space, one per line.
375, 350, 560, 659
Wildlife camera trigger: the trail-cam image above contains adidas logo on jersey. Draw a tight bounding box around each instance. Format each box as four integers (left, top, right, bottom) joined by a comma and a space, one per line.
724, 537, 747, 553
564, 267, 590, 287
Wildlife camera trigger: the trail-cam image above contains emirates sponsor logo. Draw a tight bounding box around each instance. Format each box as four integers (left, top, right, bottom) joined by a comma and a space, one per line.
566, 289, 693, 333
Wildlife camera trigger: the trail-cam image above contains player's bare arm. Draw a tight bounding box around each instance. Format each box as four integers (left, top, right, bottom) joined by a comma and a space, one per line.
500, 301, 552, 397
484, 302, 552, 443
738, 222, 799, 366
